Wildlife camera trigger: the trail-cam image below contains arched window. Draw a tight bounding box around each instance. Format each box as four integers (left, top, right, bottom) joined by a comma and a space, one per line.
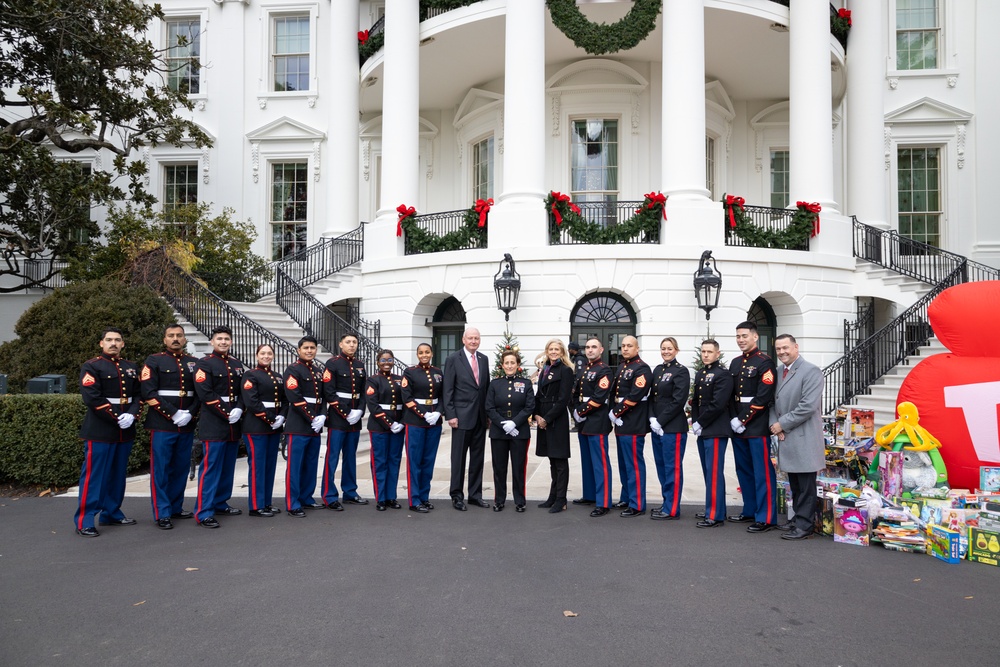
431, 296, 466, 366
570, 292, 636, 370
746, 297, 777, 358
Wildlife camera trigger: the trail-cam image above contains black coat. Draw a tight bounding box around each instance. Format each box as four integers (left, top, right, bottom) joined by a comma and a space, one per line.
650, 360, 691, 433
79, 355, 141, 442
485, 375, 534, 441
241, 366, 288, 434
691, 361, 735, 438
533, 360, 574, 458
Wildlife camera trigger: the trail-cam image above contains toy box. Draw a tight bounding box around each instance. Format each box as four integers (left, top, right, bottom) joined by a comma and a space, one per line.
968, 527, 1000, 566
926, 525, 961, 564
879, 451, 903, 499
980, 467, 1000, 493
834, 500, 869, 546
849, 409, 874, 439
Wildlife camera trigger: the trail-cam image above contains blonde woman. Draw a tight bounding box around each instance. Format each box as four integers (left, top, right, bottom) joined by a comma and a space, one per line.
533, 339, 575, 513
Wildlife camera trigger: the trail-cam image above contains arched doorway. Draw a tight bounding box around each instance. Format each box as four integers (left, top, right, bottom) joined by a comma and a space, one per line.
746, 296, 777, 358
570, 292, 636, 371
430, 296, 466, 369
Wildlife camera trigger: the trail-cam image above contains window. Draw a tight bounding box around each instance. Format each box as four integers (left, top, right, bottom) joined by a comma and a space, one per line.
273, 16, 310, 92
270, 162, 309, 260
706, 136, 716, 200
897, 147, 941, 247
770, 150, 789, 209
571, 119, 619, 226
163, 163, 198, 221
471, 136, 494, 201
896, 0, 939, 70
68, 163, 93, 245
165, 18, 201, 94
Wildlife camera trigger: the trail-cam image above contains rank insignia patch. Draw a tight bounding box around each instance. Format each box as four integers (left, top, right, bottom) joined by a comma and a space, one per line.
195, 369, 207, 383
322, 369, 332, 381
761, 369, 775, 385
243, 379, 253, 390
286, 376, 299, 390
635, 376, 647, 388
82, 372, 96, 386
140, 367, 151, 381
366, 386, 375, 396
598, 376, 610, 389
401, 378, 409, 388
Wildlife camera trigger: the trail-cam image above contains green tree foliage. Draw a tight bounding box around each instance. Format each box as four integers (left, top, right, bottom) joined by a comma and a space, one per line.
0, 279, 175, 393
0, 0, 211, 289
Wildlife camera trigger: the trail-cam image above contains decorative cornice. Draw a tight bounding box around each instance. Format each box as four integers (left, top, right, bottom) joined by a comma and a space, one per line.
313, 141, 321, 181
251, 142, 259, 183
362, 139, 371, 182
551, 93, 561, 137
630, 92, 640, 135
957, 124, 966, 169
202, 146, 210, 184
884, 127, 892, 171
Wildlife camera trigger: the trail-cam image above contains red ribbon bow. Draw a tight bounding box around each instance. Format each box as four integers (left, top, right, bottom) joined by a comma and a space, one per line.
358, 30, 370, 44
474, 198, 493, 228
396, 204, 415, 237
644, 192, 667, 220
796, 201, 822, 237
725, 195, 746, 229
549, 192, 579, 225
838, 8, 852, 27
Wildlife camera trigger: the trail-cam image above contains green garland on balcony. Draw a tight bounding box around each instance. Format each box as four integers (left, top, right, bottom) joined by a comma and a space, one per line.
546, 191, 665, 244
546, 0, 662, 55
831, 8, 852, 50
359, 31, 384, 65
723, 194, 817, 249
401, 202, 488, 253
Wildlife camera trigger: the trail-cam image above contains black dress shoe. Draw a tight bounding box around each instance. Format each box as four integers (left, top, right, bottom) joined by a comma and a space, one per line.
288, 508, 306, 518
156, 518, 174, 530
727, 513, 752, 523
493, 503, 504, 512
199, 517, 220, 528
776, 522, 793, 531
696, 519, 724, 528
302, 502, 326, 510
469, 498, 490, 508
386, 500, 402, 509
171, 510, 194, 520
217, 507, 242, 516
548, 503, 567, 514
650, 510, 678, 521
571, 498, 595, 505
423, 501, 435, 510
375, 502, 387, 512
515, 504, 526, 513
409, 504, 429, 513
326, 502, 344, 511
249, 509, 274, 517
590, 507, 610, 517
695, 512, 706, 519
100, 517, 137, 526
747, 522, 778, 533
345, 496, 369, 505
76, 527, 100, 537
781, 527, 814, 540
264, 505, 282, 514
537, 500, 555, 509
452, 499, 467, 511
612, 501, 629, 509
620, 508, 645, 518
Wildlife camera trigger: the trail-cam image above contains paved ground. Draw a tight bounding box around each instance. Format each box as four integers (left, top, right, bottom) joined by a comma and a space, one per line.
8, 429, 998, 665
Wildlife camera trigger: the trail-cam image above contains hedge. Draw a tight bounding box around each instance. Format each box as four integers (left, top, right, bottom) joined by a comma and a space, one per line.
0, 394, 151, 487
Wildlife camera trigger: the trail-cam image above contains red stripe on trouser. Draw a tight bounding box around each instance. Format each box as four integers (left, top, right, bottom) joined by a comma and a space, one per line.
246, 435, 258, 510
369, 435, 380, 504
196, 441, 210, 518
710, 439, 720, 521
148, 433, 160, 520
321, 437, 331, 500
284, 436, 293, 510
631, 436, 642, 510
404, 426, 416, 506
762, 438, 773, 521
671, 433, 682, 514
78, 441, 93, 529
599, 434, 610, 507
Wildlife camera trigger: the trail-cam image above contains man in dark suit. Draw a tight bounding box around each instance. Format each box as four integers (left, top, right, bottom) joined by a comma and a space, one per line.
444, 327, 491, 510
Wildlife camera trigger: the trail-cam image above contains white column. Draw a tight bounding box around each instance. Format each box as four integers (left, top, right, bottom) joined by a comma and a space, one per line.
661, 0, 708, 200
490, 0, 546, 247
846, 0, 887, 227
789, 0, 837, 212
326, 0, 360, 236
369, 0, 419, 260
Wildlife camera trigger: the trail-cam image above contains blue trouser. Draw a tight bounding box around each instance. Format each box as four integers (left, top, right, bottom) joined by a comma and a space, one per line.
323, 429, 361, 503
286, 433, 321, 511
584, 433, 613, 508
245, 432, 280, 511
370, 430, 405, 503
148, 431, 193, 520
196, 440, 238, 522
577, 431, 596, 501
615, 437, 628, 504
74, 440, 133, 530
732, 436, 777, 524
731, 436, 756, 516
617, 434, 647, 511
404, 424, 441, 506
651, 431, 687, 516
697, 436, 728, 522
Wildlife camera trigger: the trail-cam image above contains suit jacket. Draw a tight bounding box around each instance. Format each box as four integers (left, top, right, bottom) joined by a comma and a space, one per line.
485, 375, 535, 441
443, 348, 489, 428
533, 360, 574, 458
769, 356, 825, 473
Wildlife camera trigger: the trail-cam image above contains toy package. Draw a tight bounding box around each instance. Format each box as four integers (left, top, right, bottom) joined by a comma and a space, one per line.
850, 409, 874, 439
834, 500, 869, 546
968, 527, 1000, 566
814, 493, 836, 536
879, 451, 903, 499
980, 467, 1000, 493
926, 525, 961, 563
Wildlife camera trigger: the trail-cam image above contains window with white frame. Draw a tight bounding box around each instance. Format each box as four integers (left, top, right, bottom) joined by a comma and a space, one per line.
471, 136, 494, 201
270, 162, 309, 260
163, 163, 199, 233
165, 17, 201, 94
706, 136, 716, 200
769, 149, 789, 209
273, 15, 310, 92
571, 119, 618, 226
68, 163, 93, 245
897, 147, 941, 247
896, 0, 939, 70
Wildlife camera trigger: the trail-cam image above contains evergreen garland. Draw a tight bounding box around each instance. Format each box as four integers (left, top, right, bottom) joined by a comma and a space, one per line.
359, 31, 384, 65
546, 191, 664, 244
546, 0, 662, 56
831, 8, 852, 50
401, 203, 488, 253
723, 194, 817, 250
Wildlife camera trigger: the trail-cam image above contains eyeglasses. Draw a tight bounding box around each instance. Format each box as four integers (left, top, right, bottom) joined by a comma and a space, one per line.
379, 357, 394, 363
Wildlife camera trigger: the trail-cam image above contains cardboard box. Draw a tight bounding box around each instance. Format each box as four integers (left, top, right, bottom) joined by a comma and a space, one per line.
968, 527, 1000, 566
980, 467, 1000, 493
879, 451, 903, 499
834, 501, 869, 546
926, 525, 961, 563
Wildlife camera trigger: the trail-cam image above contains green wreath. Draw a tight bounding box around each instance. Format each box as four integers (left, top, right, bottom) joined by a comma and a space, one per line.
546, 191, 665, 244
401, 203, 488, 253
546, 0, 662, 56
723, 194, 816, 250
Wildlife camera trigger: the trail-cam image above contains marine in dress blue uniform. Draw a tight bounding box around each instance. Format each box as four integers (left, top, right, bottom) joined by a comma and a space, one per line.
690, 340, 735, 527
572, 342, 614, 516
241, 346, 287, 517
140, 324, 201, 530
609, 337, 652, 517
400, 344, 444, 512
283, 337, 326, 517
648, 340, 691, 520
728, 322, 778, 530
322, 334, 369, 507
486, 355, 535, 511
73, 328, 141, 537
365, 351, 405, 511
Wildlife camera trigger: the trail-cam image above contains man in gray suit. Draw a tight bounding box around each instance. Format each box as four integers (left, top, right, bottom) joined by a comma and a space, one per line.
444, 327, 491, 510
769, 334, 825, 540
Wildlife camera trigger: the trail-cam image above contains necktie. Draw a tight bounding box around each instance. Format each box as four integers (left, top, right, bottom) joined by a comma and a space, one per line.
470, 353, 479, 385
782, 366, 789, 380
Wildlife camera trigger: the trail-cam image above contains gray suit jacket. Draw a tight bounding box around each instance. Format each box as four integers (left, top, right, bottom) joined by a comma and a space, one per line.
769, 356, 825, 473
443, 348, 489, 428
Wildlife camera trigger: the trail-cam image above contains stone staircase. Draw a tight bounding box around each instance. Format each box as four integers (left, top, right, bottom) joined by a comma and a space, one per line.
846, 336, 947, 426
308, 264, 362, 303
852, 258, 933, 307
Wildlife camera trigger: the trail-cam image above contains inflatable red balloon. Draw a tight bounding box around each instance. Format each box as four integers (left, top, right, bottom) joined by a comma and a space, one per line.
897, 281, 1000, 490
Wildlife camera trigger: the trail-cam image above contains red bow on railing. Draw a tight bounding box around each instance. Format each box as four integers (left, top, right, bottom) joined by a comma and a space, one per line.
474, 198, 493, 228
358, 30, 370, 44
838, 8, 852, 27
796, 201, 822, 237
549, 192, 579, 226
396, 204, 416, 237
725, 194, 746, 229
643, 192, 668, 220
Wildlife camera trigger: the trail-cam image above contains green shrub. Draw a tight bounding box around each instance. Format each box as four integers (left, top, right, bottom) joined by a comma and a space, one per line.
0, 395, 151, 487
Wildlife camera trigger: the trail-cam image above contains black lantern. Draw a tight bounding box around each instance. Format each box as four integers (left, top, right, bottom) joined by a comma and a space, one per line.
493, 253, 521, 321
692, 250, 722, 320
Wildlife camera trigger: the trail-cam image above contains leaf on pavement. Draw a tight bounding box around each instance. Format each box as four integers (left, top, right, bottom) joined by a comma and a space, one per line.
563, 610, 578, 617
185, 567, 199, 572
133, 601, 145, 606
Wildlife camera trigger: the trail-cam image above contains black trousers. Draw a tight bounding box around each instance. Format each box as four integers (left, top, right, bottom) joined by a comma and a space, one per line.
546, 457, 570, 504
788, 471, 818, 531
491, 437, 529, 506
450, 419, 487, 501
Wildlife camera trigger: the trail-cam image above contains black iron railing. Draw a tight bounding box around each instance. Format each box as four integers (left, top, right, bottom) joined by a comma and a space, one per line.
420, 1, 482, 21
22, 259, 68, 290
844, 297, 875, 352
345, 303, 381, 344
724, 205, 810, 251
250, 225, 365, 299
548, 200, 659, 245
403, 209, 486, 255
370, 15, 384, 38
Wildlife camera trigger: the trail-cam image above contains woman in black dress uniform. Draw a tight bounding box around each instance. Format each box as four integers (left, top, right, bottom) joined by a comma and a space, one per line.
241, 344, 288, 517
534, 338, 575, 513
400, 343, 444, 512
649, 336, 692, 520
485, 350, 535, 512
365, 349, 405, 511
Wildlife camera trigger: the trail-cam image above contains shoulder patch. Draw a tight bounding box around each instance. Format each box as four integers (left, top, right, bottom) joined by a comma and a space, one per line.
598, 376, 610, 389
82, 372, 96, 387
366, 385, 375, 396
140, 366, 151, 381
761, 369, 775, 385
322, 368, 332, 382
635, 375, 647, 388
401, 377, 409, 388
195, 369, 207, 383
243, 379, 253, 390
286, 376, 299, 390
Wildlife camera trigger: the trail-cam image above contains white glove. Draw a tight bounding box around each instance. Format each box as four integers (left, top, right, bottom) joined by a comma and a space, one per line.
608, 412, 617, 424
653, 427, 664, 437
347, 409, 363, 425
573, 409, 585, 423
390, 422, 405, 434
311, 414, 326, 433
271, 415, 285, 430
510, 427, 520, 437
735, 424, 746, 434
171, 409, 192, 427
228, 408, 243, 424
424, 411, 440, 426
614, 417, 624, 427
650, 417, 662, 431
730, 417, 743, 431
691, 421, 702, 436
501, 420, 516, 434
117, 413, 135, 429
